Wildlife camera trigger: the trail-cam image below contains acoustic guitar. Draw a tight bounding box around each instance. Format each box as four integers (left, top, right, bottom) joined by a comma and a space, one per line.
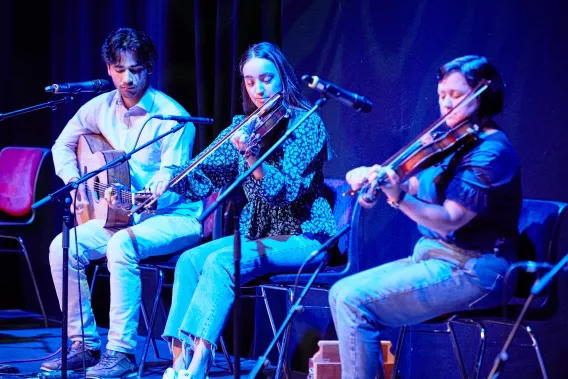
308, 340, 395, 379
75, 134, 153, 228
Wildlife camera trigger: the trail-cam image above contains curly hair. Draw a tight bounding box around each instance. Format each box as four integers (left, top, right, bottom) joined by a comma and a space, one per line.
101, 27, 157, 70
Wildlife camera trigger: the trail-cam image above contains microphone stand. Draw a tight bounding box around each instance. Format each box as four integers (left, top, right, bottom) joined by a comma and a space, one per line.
32, 117, 204, 379
248, 224, 352, 379
488, 250, 568, 378
0, 97, 74, 122
197, 97, 327, 379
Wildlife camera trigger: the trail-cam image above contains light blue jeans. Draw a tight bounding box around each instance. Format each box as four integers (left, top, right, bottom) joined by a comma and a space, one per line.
162, 234, 323, 353
49, 213, 202, 354
328, 237, 513, 379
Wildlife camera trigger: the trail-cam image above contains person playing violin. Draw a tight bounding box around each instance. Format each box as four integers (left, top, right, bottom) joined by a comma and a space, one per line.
157, 41, 336, 379
329, 55, 522, 378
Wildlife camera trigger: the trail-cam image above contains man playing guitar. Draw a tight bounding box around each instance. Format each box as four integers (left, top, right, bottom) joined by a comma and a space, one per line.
41, 27, 203, 379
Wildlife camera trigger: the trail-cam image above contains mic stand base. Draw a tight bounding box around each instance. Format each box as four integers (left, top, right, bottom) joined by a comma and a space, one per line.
61, 197, 74, 379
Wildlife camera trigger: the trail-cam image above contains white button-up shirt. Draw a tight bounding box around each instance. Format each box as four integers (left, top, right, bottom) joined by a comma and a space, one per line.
52, 86, 202, 218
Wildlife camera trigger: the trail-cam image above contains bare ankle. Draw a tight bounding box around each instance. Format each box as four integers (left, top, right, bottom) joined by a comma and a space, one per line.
171, 338, 189, 371
187, 339, 212, 377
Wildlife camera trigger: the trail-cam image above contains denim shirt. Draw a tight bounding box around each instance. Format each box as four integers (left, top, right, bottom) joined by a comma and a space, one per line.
169, 108, 337, 241
416, 126, 522, 258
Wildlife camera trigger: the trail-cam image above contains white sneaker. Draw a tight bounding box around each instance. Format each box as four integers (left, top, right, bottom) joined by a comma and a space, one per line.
162, 367, 177, 379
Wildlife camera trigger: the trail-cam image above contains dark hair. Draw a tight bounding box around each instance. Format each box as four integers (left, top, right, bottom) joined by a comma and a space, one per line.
238, 42, 312, 115
438, 55, 504, 119
101, 27, 157, 70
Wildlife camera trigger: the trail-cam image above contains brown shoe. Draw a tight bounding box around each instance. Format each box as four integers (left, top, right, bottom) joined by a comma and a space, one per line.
41, 341, 100, 371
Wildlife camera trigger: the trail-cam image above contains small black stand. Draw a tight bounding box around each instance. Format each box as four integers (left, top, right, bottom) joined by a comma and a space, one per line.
488, 251, 568, 378
197, 98, 327, 379
32, 117, 205, 379
0, 97, 74, 122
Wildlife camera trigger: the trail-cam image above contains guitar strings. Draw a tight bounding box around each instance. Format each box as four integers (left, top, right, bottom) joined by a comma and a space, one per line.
84, 180, 152, 205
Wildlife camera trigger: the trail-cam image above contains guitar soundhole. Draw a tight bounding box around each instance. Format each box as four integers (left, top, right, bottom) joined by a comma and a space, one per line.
94, 176, 101, 202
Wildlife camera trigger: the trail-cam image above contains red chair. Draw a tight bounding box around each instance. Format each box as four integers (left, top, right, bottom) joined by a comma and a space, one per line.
0, 146, 51, 327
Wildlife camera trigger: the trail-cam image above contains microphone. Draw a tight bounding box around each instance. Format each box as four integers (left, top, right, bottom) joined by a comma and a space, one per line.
154, 114, 215, 124
45, 79, 111, 94
302, 75, 373, 113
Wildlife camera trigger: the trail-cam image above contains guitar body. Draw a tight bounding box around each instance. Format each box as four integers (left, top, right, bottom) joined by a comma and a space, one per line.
76, 134, 132, 228
308, 340, 395, 379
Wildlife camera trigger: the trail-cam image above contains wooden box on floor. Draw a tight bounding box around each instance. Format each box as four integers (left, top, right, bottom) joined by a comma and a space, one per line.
309, 339, 395, 379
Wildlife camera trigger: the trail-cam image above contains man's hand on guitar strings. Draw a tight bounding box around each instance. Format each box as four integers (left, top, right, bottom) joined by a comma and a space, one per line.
68, 177, 89, 214
104, 183, 130, 209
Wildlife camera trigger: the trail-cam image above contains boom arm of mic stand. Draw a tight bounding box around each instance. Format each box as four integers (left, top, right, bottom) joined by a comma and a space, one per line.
0, 97, 74, 122
248, 223, 351, 379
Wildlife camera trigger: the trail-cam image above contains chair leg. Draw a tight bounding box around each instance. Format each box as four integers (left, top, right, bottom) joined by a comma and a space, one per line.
447, 320, 473, 379
138, 269, 165, 377
392, 325, 408, 378
139, 290, 160, 359
219, 335, 235, 374
262, 286, 292, 378
17, 237, 49, 327
90, 264, 101, 295
523, 324, 549, 379
261, 286, 285, 356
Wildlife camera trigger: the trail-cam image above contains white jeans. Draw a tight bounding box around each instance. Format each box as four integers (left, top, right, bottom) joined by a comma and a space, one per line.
49, 212, 202, 354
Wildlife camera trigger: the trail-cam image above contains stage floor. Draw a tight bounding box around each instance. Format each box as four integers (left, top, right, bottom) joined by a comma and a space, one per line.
0, 311, 285, 379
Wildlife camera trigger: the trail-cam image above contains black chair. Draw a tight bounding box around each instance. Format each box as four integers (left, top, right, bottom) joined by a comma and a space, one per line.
0, 146, 51, 327
392, 199, 568, 379
89, 190, 226, 376
220, 178, 362, 377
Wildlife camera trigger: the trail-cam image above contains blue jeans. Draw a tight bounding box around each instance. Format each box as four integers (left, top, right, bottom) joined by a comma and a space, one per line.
162, 234, 323, 352
328, 237, 513, 379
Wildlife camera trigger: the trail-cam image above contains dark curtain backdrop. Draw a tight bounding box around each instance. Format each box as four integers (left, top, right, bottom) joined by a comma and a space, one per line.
281, 0, 568, 377
3, 0, 568, 377
0, 0, 281, 359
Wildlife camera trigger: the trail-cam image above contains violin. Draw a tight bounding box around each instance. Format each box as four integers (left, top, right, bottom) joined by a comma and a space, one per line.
129, 92, 290, 215
347, 80, 491, 201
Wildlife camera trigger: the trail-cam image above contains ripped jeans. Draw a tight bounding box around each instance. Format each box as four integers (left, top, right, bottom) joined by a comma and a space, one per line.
328, 237, 513, 379
162, 234, 323, 356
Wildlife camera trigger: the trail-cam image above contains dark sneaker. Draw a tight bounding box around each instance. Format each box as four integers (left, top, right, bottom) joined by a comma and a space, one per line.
41, 341, 100, 371
85, 350, 137, 379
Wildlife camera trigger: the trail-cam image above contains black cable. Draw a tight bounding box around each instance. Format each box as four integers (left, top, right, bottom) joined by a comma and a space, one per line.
290, 249, 323, 304
131, 116, 156, 152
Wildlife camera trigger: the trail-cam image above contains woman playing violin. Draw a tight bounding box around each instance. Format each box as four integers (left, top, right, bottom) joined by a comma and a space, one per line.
158, 42, 336, 379
329, 55, 522, 378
